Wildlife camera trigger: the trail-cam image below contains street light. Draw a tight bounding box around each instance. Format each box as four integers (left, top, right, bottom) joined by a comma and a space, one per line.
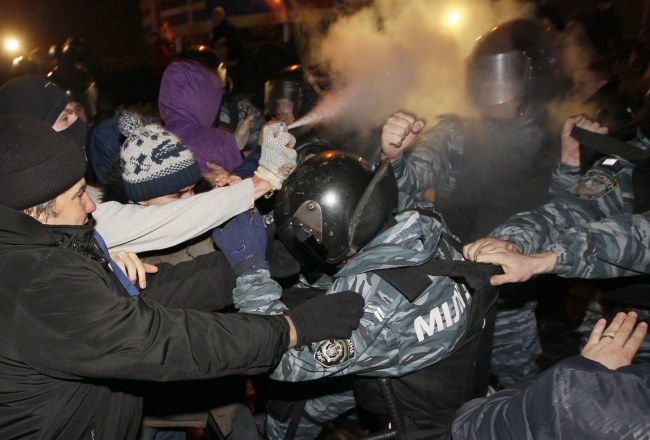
5, 38, 20, 53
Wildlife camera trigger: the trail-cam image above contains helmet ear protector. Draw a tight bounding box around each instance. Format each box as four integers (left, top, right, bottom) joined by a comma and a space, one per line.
274, 151, 397, 275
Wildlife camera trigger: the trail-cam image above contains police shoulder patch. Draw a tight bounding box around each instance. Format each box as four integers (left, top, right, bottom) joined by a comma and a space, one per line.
575, 170, 619, 199
314, 339, 356, 368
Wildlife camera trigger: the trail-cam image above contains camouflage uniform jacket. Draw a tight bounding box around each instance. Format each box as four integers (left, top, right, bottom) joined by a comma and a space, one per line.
233, 210, 473, 381
390, 113, 555, 241
548, 211, 650, 279
490, 129, 650, 257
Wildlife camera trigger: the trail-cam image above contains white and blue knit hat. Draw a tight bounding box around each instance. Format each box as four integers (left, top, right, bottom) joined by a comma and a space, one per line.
119, 112, 201, 202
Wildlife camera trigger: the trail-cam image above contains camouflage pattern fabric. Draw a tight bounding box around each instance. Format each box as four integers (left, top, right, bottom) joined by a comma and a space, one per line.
550, 211, 650, 278
490, 130, 650, 367
490, 301, 541, 387
391, 113, 556, 242
490, 156, 636, 253
234, 210, 474, 438
490, 131, 650, 253
389, 114, 556, 386
264, 390, 357, 439
234, 210, 472, 380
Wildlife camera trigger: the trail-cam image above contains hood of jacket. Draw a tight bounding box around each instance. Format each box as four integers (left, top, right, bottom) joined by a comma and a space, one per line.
158, 60, 242, 173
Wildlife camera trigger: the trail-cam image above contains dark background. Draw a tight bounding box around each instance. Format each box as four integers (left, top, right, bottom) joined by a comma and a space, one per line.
0, 0, 647, 62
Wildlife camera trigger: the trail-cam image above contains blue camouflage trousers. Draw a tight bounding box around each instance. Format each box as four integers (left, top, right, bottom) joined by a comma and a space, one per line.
491, 300, 542, 387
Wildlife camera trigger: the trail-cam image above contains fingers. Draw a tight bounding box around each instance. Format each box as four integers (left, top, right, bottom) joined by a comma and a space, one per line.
586, 318, 608, 347
224, 175, 242, 186
562, 115, 584, 134
624, 320, 648, 353
597, 312, 646, 349
381, 112, 423, 159
601, 311, 628, 341
463, 238, 518, 261
575, 116, 607, 134
109, 251, 150, 289
582, 312, 647, 369
144, 263, 159, 274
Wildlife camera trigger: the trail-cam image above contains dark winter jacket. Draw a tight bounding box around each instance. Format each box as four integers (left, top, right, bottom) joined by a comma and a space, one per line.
451, 355, 650, 439
0, 206, 289, 439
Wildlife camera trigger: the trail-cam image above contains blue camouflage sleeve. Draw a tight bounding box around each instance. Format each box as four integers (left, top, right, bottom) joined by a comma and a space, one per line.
394, 115, 465, 210
490, 158, 635, 254
549, 163, 581, 197
549, 211, 650, 278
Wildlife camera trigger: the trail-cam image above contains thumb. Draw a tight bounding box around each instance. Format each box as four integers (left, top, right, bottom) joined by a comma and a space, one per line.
490, 274, 509, 286
412, 119, 425, 134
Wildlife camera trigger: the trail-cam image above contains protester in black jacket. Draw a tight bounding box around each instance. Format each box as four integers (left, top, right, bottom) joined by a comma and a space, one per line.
452, 311, 650, 439
0, 114, 364, 439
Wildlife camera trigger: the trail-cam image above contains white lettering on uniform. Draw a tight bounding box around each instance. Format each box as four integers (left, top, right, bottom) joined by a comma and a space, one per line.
414, 286, 469, 342
374, 307, 386, 322
452, 285, 469, 323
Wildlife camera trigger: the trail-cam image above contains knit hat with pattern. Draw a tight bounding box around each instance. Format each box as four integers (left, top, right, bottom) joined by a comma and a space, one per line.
119, 112, 201, 202
0, 114, 87, 210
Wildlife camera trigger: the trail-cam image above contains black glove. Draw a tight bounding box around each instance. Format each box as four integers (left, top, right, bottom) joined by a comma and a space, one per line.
286, 291, 365, 347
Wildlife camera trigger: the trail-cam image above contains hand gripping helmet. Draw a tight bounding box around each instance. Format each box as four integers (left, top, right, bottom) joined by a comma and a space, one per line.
274, 151, 398, 274
467, 18, 562, 110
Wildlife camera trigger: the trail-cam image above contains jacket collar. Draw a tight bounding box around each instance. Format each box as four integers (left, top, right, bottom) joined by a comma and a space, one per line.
0, 206, 104, 262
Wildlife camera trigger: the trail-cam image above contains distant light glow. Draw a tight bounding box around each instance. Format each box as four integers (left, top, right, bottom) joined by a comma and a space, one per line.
5, 38, 19, 52
447, 11, 461, 26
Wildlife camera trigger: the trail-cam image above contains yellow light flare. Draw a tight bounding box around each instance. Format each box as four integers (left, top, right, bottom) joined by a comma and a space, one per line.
447, 11, 461, 27
5, 38, 19, 53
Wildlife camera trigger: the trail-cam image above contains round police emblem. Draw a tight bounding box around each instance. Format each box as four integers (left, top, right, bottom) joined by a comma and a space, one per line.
576, 170, 619, 199
314, 339, 356, 368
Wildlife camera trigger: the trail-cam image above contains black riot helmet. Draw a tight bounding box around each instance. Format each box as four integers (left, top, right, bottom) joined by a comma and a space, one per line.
61, 37, 91, 65
274, 151, 398, 274
264, 64, 318, 124
467, 18, 563, 113
178, 44, 229, 88
48, 62, 97, 122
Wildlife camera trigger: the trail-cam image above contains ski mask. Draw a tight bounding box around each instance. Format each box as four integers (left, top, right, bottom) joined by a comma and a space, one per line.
60, 116, 88, 152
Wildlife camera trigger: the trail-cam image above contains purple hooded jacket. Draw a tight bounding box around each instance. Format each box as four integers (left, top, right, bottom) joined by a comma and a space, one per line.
159, 60, 243, 173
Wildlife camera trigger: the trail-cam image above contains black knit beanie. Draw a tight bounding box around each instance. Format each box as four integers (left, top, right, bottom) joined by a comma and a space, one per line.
0, 114, 87, 210
0, 75, 69, 126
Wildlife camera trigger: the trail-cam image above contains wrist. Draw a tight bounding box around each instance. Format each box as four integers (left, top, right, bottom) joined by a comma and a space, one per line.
534, 251, 557, 275
252, 176, 273, 198
283, 315, 298, 348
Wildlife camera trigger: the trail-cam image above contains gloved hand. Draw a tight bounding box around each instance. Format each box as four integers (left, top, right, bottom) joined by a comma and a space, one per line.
254, 121, 297, 190
285, 291, 365, 347
212, 210, 270, 276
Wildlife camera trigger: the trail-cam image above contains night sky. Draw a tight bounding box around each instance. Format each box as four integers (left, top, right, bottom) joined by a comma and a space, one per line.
0, 0, 144, 59
1, 0, 647, 65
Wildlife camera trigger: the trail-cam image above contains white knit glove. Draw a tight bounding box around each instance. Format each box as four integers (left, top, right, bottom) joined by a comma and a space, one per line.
254, 122, 297, 190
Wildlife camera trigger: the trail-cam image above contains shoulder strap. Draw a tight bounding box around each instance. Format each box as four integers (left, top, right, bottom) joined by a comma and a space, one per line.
373, 230, 501, 302
572, 125, 650, 162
